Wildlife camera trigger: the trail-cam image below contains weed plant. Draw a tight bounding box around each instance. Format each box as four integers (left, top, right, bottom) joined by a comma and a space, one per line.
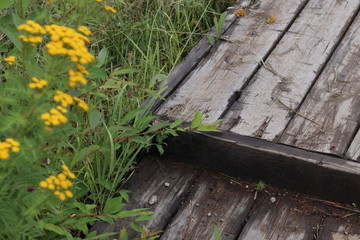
0, 0, 227, 239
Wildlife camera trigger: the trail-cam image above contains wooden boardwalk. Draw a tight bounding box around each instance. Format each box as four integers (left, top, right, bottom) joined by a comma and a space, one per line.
92, 156, 360, 239
93, 0, 360, 238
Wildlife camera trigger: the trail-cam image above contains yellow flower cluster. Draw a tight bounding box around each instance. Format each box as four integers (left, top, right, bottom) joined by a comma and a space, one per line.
234, 9, 246, 17
77, 26, 91, 36
68, 68, 88, 87
96, 0, 103, 2
53, 90, 74, 107
29, 77, 48, 89
41, 106, 68, 126
4, 56, 16, 65
17, 20, 46, 46
267, 16, 276, 24
45, 24, 94, 64
74, 97, 89, 111
39, 165, 75, 201
104, 5, 117, 13
0, 138, 20, 160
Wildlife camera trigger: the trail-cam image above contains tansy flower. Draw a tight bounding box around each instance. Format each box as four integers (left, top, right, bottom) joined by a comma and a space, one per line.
104, 5, 117, 13
0, 138, 20, 160
74, 97, 89, 111
17, 20, 46, 46
53, 90, 74, 107
77, 26, 91, 36
41, 108, 68, 126
96, 0, 102, 2
39, 165, 75, 201
29, 77, 48, 89
68, 68, 87, 87
234, 9, 246, 17
4, 56, 16, 65
267, 16, 276, 24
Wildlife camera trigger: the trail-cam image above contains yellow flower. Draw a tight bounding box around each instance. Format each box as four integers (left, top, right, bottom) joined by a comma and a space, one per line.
4, 56, 16, 65
68, 69, 87, 87
234, 9, 246, 17
96, 0, 103, 2
41, 108, 68, 126
0, 138, 20, 160
267, 16, 276, 24
104, 5, 117, 13
73, 97, 89, 111
29, 77, 48, 89
53, 91, 74, 107
17, 20, 46, 35
39, 165, 75, 201
77, 26, 91, 36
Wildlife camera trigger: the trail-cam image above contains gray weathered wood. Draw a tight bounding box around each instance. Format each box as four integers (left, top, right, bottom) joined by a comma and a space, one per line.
160, 172, 254, 240
237, 198, 321, 240
318, 218, 360, 240
279, 12, 360, 156
346, 130, 360, 161
156, 0, 308, 122
222, 0, 360, 141
148, 0, 253, 111
90, 156, 199, 238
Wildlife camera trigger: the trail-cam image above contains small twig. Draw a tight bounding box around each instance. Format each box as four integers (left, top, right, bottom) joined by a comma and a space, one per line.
306, 197, 360, 215
336, 213, 357, 221
276, 98, 324, 133
256, 53, 291, 82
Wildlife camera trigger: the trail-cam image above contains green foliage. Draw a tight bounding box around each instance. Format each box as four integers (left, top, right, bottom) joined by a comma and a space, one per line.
255, 180, 266, 192
0, 0, 230, 239
214, 225, 221, 240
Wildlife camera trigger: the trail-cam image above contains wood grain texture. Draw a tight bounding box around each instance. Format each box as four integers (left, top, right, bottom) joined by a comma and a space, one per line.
160, 172, 254, 240
346, 130, 360, 161
148, 0, 253, 111
237, 199, 320, 240
222, 0, 360, 141
156, 0, 308, 122
160, 131, 360, 204
90, 156, 199, 238
318, 218, 360, 240
279, 13, 360, 156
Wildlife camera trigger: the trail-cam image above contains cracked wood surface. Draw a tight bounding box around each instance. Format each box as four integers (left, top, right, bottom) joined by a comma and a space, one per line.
160, 172, 254, 240
156, 0, 308, 122
222, 0, 360, 141
279, 12, 360, 156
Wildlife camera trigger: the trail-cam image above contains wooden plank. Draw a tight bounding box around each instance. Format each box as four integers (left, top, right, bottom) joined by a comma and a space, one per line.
222, 0, 360, 141
156, 0, 309, 122
237, 198, 320, 239
318, 218, 360, 240
159, 130, 360, 204
160, 172, 254, 240
90, 156, 200, 238
346, 130, 360, 160
279, 13, 360, 156
147, 0, 253, 111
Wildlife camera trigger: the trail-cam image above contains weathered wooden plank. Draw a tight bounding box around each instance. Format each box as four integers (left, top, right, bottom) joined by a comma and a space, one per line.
346, 130, 360, 161
90, 156, 199, 238
160, 172, 254, 240
148, 0, 253, 111
279, 13, 360, 156
237, 199, 320, 240
156, 0, 308, 122
222, 0, 360, 141
318, 218, 360, 240
160, 130, 360, 204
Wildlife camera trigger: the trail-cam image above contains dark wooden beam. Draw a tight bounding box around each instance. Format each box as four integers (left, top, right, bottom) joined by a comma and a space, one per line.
159, 131, 360, 204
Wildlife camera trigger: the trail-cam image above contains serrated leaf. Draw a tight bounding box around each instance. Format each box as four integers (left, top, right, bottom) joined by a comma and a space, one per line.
103, 197, 125, 214
190, 111, 202, 129
38, 221, 66, 235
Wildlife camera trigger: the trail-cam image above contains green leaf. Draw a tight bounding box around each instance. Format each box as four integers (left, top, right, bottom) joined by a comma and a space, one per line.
190, 111, 203, 129
135, 215, 153, 222
110, 68, 139, 76
38, 221, 66, 235
156, 144, 164, 155
88, 67, 108, 79
170, 117, 184, 128
103, 197, 125, 214
97, 216, 114, 225
119, 190, 130, 203
207, 35, 216, 46
119, 228, 128, 240
121, 107, 145, 124
196, 123, 220, 132
130, 222, 143, 233
72, 145, 99, 167
96, 47, 108, 67
214, 225, 221, 240
89, 109, 101, 129
131, 135, 149, 144
0, 0, 14, 10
